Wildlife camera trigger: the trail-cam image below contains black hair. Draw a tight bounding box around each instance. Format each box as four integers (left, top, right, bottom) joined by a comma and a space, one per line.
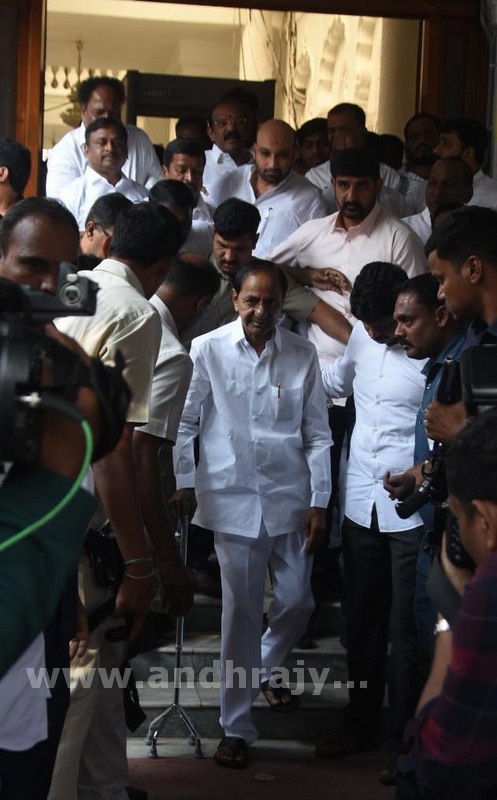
446, 408, 497, 516
296, 118, 327, 145
84, 118, 128, 146
109, 202, 183, 265
213, 198, 260, 240
403, 112, 440, 141
84, 193, 132, 230
425, 206, 497, 270
328, 103, 366, 128
439, 117, 488, 165
0, 139, 31, 195
377, 134, 404, 171
77, 76, 126, 107
221, 88, 259, 116
231, 258, 287, 298
175, 116, 209, 138
432, 155, 474, 188
149, 179, 195, 210
162, 138, 206, 168
0, 197, 79, 254
395, 273, 442, 310
209, 95, 252, 125
330, 147, 380, 180
350, 262, 408, 322
165, 255, 221, 296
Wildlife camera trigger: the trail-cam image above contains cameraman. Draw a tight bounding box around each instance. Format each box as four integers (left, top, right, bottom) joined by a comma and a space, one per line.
424, 205, 497, 442
397, 408, 497, 800
0, 198, 105, 798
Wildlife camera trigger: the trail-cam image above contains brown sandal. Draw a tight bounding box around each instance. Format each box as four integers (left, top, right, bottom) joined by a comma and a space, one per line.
260, 680, 300, 712
213, 736, 248, 769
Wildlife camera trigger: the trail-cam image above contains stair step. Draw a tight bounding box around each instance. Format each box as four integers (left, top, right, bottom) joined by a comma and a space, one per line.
185, 596, 343, 636
134, 681, 349, 742
131, 634, 348, 682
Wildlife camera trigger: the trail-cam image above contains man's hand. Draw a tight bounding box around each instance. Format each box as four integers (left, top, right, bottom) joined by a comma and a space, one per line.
115, 571, 158, 642
169, 488, 197, 521
424, 400, 466, 444
69, 597, 89, 661
304, 267, 352, 294
305, 506, 327, 555
157, 555, 194, 617
383, 465, 422, 501
440, 532, 473, 597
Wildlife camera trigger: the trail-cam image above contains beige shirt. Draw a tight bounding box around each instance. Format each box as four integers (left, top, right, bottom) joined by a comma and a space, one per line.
56, 258, 161, 424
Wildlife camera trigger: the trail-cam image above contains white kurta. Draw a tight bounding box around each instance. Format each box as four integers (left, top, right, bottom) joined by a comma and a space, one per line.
59, 166, 148, 231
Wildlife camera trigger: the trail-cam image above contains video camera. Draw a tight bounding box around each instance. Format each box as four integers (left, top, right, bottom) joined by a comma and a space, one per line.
395, 344, 497, 569
0, 264, 131, 464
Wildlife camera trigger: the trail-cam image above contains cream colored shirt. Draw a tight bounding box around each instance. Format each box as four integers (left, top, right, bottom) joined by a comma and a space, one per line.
56, 258, 161, 424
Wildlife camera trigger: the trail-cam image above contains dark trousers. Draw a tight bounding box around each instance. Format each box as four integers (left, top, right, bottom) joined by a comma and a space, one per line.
341, 512, 422, 752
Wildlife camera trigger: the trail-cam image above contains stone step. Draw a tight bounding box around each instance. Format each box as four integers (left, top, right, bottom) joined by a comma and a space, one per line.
133, 680, 350, 744
131, 633, 348, 681
185, 595, 343, 636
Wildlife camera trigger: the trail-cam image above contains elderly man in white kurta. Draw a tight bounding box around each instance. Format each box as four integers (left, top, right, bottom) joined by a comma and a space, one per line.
172, 261, 331, 769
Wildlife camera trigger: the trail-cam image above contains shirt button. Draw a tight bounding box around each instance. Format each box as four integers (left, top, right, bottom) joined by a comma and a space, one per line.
373, 453, 377, 458
379, 373, 384, 378
376, 400, 381, 405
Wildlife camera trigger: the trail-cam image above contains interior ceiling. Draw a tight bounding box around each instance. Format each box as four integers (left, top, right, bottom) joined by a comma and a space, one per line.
47, 11, 237, 71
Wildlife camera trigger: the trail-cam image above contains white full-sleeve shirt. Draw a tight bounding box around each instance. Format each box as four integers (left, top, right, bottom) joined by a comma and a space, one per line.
321, 321, 426, 531
58, 166, 148, 231
468, 169, 497, 210
46, 121, 162, 197
402, 205, 432, 244
174, 317, 332, 538
202, 143, 254, 207
214, 165, 327, 258
305, 159, 402, 192
271, 203, 427, 370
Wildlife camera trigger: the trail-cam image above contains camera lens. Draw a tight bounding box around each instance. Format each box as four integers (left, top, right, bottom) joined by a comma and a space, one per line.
60, 283, 82, 306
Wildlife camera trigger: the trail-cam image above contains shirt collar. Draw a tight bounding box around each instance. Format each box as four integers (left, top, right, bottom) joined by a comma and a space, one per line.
150, 295, 180, 339
77, 121, 86, 148
332, 201, 382, 237
421, 332, 467, 376
230, 315, 281, 351
94, 258, 146, 297
211, 143, 235, 165
473, 168, 484, 184
85, 165, 123, 187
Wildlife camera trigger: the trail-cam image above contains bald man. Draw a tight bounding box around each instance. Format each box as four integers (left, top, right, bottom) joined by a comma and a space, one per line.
214, 119, 327, 257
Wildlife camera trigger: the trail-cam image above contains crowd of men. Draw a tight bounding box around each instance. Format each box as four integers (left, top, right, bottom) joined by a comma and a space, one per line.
0, 73, 497, 800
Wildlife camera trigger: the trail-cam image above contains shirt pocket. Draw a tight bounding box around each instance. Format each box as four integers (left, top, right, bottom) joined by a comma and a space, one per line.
270, 385, 303, 423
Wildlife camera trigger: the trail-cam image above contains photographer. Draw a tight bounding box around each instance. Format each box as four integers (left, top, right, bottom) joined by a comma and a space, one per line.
396, 408, 497, 800
0, 197, 121, 799
424, 205, 497, 443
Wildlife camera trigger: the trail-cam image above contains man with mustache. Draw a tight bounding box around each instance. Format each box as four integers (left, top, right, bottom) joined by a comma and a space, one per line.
202, 97, 254, 206
402, 156, 473, 244
400, 113, 440, 214
212, 119, 327, 257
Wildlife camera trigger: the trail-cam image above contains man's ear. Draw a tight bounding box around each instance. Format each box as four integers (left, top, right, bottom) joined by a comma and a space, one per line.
83, 144, 89, 157
102, 235, 112, 259
464, 254, 484, 284
84, 220, 96, 241
375, 177, 383, 195
435, 304, 450, 328
161, 165, 168, 178
472, 499, 497, 553
231, 287, 239, 312
0, 166, 9, 185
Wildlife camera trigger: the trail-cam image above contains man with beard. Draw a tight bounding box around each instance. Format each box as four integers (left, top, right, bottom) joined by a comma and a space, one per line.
434, 117, 497, 210
202, 97, 254, 205
400, 113, 440, 214
213, 119, 326, 257
402, 156, 473, 243
294, 118, 329, 175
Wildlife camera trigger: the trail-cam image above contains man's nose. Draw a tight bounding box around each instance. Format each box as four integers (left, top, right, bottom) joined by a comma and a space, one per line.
394, 321, 404, 338
40, 272, 58, 294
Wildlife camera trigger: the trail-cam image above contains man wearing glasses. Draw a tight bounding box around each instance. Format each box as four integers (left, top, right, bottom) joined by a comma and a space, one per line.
203, 97, 254, 206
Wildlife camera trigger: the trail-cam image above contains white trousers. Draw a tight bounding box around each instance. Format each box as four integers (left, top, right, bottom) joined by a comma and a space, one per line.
214, 524, 314, 744
48, 556, 128, 800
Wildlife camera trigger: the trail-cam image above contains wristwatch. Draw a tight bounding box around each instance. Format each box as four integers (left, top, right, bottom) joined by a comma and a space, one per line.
434, 617, 451, 635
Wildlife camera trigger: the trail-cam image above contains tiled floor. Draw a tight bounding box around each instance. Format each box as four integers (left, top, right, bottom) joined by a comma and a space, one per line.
127, 738, 397, 800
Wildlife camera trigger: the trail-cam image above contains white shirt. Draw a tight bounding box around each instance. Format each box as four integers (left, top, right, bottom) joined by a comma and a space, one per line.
202, 143, 254, 206
193, 194, 215, 222
305, 160, 402, 192
321, 322, 426, 531
0, 633, 50, 751
181, 219, 213, 256
403, 205, 432, 244
56, 258, 161, 424
174, 317, 332, 537
468, 169, 497, 210
214, 165, 327, 258
46, 121, 162, 197
271, 203, 427, 369
136, 295, 193, 443
59, 166, 148, 231
398, 167, 427, 215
